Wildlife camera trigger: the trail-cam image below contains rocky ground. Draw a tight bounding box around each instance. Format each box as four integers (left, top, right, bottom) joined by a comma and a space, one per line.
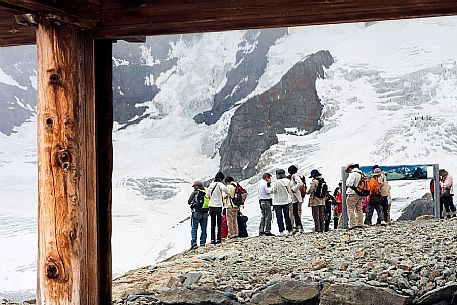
4, 218, 456, 305
112, 217, 457, 305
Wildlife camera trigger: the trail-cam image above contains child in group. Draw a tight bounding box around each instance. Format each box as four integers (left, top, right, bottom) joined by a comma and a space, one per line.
237, 210, 249, 237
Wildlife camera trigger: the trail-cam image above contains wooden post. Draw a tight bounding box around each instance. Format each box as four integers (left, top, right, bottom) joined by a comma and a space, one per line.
95, 39, 113, 305
36, 16, 99, 304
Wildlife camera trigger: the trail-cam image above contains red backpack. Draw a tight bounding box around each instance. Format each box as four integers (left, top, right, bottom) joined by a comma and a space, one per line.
232, 183, 248, 206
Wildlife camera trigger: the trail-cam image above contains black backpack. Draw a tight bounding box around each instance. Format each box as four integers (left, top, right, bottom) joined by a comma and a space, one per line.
193, 189, 209, 209
314, 178, 328, 199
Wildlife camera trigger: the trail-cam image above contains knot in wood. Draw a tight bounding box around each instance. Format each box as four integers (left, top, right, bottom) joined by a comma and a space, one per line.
49, 73, 61, 86
45, 117, 54, 127
46, 263, 59, 279
57, 149, 71, 170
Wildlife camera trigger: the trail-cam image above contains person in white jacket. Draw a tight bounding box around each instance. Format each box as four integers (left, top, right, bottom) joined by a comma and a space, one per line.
207, 172, 228, 244
270, 169, 293, 236
258, 172, 274, 236
345, 163, 364, 229
288, 165, 304, 233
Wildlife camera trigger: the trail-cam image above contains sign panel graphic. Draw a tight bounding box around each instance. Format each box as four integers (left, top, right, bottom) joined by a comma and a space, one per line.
359, 165, 428, 181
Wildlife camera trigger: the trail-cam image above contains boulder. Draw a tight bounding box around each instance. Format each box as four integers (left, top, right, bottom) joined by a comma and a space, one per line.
398, 193, 434, 221
156, 288, 234, 305
416, 285, 457, 305
319, 283, 413, 305
251, 281, 320, 305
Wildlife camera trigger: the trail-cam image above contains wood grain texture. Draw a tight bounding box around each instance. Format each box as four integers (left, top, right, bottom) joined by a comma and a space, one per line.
97, 0, 457, 38
2, 0, 457, 45
36, 16, 99, 305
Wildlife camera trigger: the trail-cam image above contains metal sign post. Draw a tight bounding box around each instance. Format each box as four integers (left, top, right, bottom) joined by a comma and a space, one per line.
433, 164, 440, 219
341, 166, 348, 229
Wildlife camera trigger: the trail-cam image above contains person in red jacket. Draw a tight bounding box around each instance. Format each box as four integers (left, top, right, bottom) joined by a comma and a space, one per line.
333, 182, 343, 229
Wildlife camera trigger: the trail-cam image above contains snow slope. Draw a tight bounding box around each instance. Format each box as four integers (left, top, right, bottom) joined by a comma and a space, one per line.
1, 16, 457, 301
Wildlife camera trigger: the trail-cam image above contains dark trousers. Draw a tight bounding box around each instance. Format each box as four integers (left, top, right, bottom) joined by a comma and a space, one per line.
365, 203, 385, 225
292, 202, 303, 229
273, 205, 292, 232
377, 196, 388, 224
259, 199, 272, 234
312, 205, 325, 232
209, 207, 222, 243
324, 203, 332, 232
441, 195, 456, 218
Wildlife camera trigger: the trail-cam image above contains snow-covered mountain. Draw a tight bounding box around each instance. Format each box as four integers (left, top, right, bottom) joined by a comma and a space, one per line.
1, 16, 457, 301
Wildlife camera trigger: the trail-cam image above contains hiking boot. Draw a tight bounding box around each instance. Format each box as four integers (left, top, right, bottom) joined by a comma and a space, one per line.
190, 245, 198, 250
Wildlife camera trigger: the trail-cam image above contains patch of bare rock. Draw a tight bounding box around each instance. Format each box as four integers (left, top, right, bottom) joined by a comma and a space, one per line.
113, 218, 457, 305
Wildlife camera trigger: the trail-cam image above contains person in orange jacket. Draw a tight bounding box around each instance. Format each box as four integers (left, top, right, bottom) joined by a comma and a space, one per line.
364, 169, 386, 225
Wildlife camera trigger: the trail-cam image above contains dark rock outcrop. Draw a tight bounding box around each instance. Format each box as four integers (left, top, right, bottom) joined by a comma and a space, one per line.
320, 283, 412, 305
398, 193, 434, 221
250, 281, 320, 305
194, 28, 288, 125
0, 45, 37, 135
112, 39, 179, 128
219, 50, 334, 179
416, 285, 457, 305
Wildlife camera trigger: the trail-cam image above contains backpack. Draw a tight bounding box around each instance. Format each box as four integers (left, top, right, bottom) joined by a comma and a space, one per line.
195, 189, 210, 209
299, 176, 307, 198
314, 178, 328, 199
232, 183, 248, 206
369, 192, 383, 206
351, 172, 370, 197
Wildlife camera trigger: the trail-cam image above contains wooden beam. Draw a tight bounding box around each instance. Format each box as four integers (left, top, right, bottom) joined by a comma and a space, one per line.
0, 11, 35, 45
94, 39, 113, 305
36, 16, 99, 305
2, 0, 457, 46
0, 0, 100, 28
96, 0, 457, 38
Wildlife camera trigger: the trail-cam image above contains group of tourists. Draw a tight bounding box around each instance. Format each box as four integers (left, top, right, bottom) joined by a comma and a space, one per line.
187, 163, 455, 249
256, 163, 391, 235
187, 173, 248, 250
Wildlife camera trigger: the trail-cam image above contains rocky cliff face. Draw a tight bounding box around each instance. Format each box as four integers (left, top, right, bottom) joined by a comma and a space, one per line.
194, 29, 287, 125
220, 50, 334, 179
112, 39, 179, 128
0, 46, 37, 136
